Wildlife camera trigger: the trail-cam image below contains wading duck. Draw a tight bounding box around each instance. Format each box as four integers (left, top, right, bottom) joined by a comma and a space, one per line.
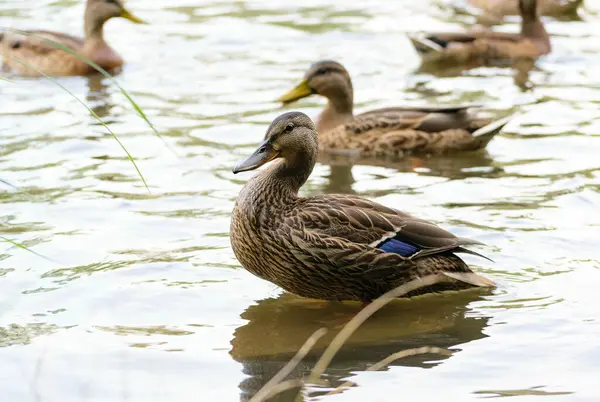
278, 60, 510, 158
409, 0, 551, 65
230, 112, 495, 302
468, 0, 583, 19
0, 0, 145, 76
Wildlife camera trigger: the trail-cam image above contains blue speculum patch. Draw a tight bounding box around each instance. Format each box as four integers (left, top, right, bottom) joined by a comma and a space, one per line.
378, 238, 419, 257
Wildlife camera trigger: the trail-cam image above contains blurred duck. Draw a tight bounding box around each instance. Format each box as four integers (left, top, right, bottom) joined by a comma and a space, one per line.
468, 0, 583, 19
0, 0, 145, 76
278, 60, 510, 158
409, 0, 551, 65
230, 111, 495, 302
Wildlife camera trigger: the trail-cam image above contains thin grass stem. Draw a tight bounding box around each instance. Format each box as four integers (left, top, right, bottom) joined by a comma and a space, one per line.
2, 52, 150, 193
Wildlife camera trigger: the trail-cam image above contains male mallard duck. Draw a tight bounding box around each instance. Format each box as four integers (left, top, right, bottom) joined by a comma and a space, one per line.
230, 112, 495, 302
409, 0, 551, 65
277, 60, 510, 158
468, 0, 583, 19
0, 0, 145, 76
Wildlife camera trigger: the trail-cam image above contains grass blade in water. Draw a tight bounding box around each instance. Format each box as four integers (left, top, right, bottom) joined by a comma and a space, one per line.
1, 236, 58, 263
6, 29, 177, 156
1, 53, 151, 193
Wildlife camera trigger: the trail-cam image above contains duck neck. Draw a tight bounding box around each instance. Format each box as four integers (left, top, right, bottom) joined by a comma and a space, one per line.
522, 20, 550, 52
520, 3, 551, 52
318, 86, 354, 133
325, 84, 354, 118
253, 150, 316, 205
84, 12, 106, 43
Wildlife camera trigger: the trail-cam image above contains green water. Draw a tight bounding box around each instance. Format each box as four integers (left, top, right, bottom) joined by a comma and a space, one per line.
2, 0, 600, 401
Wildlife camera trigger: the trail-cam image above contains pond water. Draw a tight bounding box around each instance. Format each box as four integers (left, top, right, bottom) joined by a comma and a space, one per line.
2, 0, 600, 401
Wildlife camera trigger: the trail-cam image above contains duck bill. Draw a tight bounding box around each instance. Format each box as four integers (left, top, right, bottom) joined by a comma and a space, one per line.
120, 9, 146, 24
277, 79, 313, 104
233, 140, 280, 174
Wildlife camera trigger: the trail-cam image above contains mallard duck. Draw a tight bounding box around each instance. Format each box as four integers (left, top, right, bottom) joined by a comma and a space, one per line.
468, 0, 583, 19
230, 111, 495, 302
0, 0, 145, 76
409, 0, 551, 65
277, 60, 510, 158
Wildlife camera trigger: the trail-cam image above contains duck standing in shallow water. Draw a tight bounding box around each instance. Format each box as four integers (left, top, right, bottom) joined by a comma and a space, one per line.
409, 0, 551, 66
278, 60, 511, 158
0, 0, 145, 76
230, 112, 495, 302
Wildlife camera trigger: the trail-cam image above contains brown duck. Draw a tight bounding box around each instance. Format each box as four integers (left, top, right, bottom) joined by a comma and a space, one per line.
409, 0, 551, 65
468, 0, 583, 19
277, 60, 510, 158
0, 0, 145, 76
230, 111, 495, 302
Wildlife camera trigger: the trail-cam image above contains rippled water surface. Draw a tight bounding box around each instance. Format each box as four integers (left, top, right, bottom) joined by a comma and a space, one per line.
2, 0, 600, 401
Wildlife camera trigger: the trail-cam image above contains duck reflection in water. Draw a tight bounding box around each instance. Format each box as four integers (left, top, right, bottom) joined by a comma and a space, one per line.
318, 150, 503, 195
86, 74, 115, 122
230, 289, 492, 401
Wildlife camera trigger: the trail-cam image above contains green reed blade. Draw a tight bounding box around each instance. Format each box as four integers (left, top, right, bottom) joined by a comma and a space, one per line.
2, 53, 151, 193
0, 235, 58, 263
6, 29, 177, 156
0, 178, 18, 189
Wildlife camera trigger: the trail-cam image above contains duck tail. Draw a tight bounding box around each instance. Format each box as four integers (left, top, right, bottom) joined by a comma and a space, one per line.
442, 271, 496, 287
471, 115, 512, 146
407, 34, 443, 56
454, 246, 494, 263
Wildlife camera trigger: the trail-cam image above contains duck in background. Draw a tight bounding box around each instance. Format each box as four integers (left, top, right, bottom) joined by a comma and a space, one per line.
409, 0, 550, 66
0, 0, 145, 76
277, 60, 511, 159
468, 0, 583, 21
230, 111, 495, 302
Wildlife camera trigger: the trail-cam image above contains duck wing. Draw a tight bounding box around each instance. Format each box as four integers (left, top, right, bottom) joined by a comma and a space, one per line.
279, 194, 493, 291
1, 30, 84, 55
287, 194, 488, 260
351, 104, 486, 134
414, 31, 522, 48
357, 103, 482, 116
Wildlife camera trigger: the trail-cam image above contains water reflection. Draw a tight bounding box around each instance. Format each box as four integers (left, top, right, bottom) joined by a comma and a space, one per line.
0, 323, 61, 348
318, 151, 501, 194
231, 290, 492, 401
85, 74, 113, 122
416, 56, 537, 89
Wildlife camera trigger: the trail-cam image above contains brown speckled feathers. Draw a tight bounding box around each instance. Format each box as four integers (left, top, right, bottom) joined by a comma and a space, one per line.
0, 0, 144, 76
409, 0, 551, 65
468, 0, 583, 19
0, 30, 98, 76
230, 112, 495, 302
277, 60, 510, 158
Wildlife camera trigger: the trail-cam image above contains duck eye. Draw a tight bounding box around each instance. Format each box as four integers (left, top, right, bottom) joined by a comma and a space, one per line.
316, 68, 328, 76
105, 0, 118, 4
284, 123, 295, 133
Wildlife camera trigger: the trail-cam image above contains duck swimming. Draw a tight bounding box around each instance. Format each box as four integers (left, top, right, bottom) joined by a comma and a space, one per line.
0, 0, 145, 76
230, 112, 495, 302
278, 60, 511, 158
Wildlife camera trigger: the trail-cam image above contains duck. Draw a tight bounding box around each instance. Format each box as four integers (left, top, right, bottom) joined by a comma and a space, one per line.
230, 111, 495, 302
468, 0, 583, 19
0, 0, 145, 77
277, 60, 510, 158
409, 0, 551, 65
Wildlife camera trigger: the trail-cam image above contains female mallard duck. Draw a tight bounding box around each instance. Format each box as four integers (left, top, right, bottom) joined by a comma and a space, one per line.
277, 60, 510, 158
468, 0, 583, 19
409, 0, 551, 65
0, 0, 145, 76
230, 112, 495, 302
